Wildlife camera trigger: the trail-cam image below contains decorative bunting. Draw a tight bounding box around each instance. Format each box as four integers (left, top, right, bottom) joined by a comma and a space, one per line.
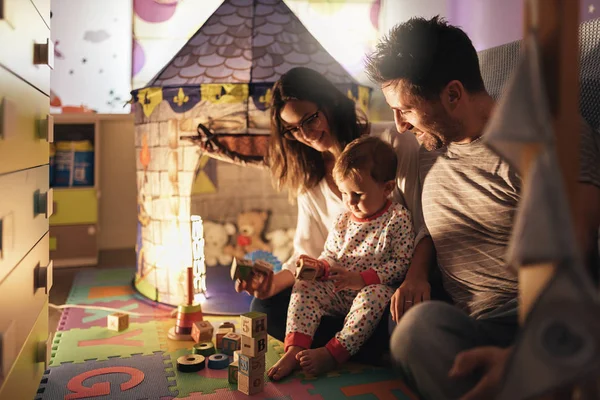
200, 84, 249, 104
165, 87, 200, 114
191, 155, 218, 194
250, 83, 274, 111
136, 87, 163, 117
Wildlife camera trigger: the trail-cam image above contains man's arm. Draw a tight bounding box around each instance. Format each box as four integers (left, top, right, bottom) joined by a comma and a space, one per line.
390, 235, 436, 321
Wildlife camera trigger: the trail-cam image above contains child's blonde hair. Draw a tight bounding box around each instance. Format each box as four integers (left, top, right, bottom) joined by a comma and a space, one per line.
333, 136, 397, 184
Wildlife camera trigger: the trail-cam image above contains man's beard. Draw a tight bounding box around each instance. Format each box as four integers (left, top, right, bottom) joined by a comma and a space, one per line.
420, 132, 444, 151
419, 112, 463, 151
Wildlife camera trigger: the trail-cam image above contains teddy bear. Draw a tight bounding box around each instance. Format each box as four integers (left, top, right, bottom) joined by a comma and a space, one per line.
203, 221, 236, 267
266, 228, 295, 263
224, 210, 271, 260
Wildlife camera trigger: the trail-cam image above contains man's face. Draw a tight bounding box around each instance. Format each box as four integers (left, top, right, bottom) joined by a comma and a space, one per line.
382, 80, 463, 151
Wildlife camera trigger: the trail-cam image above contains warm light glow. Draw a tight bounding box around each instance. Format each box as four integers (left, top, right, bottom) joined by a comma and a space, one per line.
191, 215, 207, 296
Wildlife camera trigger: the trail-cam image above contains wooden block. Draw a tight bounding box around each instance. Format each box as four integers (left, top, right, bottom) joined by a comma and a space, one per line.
219, 322, 235, 332
191, 321, 213, 343
233, 350, 241, 363
295, 255, 324, 280
230, 258, 254, 281
240, 311, 267, 338
247, 261, 274, 293
237, 372, 264, 395
228, 361, 239, 384
107, 313, 129, 332
238, 353, 265, 377
216, 327, 234, 350
241, 332, 268, 357
221, 332, 241, 356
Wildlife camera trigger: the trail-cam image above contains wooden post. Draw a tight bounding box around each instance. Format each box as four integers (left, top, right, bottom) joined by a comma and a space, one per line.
520, 0, 580, 398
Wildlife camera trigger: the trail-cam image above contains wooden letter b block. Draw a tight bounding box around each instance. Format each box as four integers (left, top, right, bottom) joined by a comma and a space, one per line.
240, 311, 267, 338
241, 332, 267, 357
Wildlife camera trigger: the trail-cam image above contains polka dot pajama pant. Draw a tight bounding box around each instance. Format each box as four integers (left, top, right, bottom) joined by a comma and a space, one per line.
285, 279, 395, 359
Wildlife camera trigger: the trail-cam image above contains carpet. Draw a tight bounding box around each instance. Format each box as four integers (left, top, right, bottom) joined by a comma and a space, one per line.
37, 267, 418, 399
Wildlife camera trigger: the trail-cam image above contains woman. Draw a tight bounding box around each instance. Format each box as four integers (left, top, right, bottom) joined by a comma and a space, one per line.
235, 67, 435, 367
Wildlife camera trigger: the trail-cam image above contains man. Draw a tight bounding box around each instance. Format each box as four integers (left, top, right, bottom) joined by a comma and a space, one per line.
365, 16, 600, 400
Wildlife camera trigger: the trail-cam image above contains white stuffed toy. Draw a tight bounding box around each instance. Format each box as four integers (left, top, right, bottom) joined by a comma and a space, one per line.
266, 228, 295, 263
203, 221, 236, 267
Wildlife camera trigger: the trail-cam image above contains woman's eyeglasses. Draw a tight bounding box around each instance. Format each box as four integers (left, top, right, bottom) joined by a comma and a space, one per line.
282, 110, 322, 141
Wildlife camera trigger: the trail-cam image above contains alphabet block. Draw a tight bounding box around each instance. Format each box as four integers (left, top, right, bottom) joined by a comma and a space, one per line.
238, 353, 265, 377
107, 313, 129, 332
238, 372, 264, 395
191, 321, 213, 343
221, 332, 241, 356
230, 258, 253, 281
295, 255, 325, 280
241, 332, 268, 357
228, 361, 239, 384
240, 311, 267, 338
216, 327, 235, 350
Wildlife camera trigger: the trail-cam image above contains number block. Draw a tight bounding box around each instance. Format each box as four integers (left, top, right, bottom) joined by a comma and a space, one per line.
221, 332, 241, 356
238, 353, 265, 376
240, 311, 267, 338
241, 332, 267, 358
107, 313, 129, 332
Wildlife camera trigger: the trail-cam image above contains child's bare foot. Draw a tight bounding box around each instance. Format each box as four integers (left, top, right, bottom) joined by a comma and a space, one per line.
296, 347, 336, 375
268, 346, 302, 381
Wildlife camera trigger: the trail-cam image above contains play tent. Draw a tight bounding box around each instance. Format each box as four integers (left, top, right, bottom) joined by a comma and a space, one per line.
130, 0, 371, 311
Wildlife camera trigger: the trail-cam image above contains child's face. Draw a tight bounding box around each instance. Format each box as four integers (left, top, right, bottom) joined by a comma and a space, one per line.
337, 171, 394, 219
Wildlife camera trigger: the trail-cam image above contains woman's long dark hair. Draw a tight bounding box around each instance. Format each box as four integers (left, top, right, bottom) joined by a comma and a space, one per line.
267, 67, 369, 196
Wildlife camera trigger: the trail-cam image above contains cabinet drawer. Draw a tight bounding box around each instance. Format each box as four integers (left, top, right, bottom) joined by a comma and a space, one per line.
0, 66, 50, 174
0, 0, 51, 94
0, 166, 50, 283
50, 224, 98, 265
0, 235, 50, 391
0, 302, 48, 400
50, 188, 98, 226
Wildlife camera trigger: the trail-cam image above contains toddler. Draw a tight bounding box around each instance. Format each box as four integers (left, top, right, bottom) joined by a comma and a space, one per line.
268, 136, 415, 380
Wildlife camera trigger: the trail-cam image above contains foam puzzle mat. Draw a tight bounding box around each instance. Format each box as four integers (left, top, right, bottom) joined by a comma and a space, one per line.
38, 267, 418, 399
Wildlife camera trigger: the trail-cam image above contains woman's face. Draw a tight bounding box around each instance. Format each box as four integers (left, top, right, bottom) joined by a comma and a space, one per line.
279, 100, 335, 153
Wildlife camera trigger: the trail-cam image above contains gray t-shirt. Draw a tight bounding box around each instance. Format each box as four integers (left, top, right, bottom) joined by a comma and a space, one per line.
420, 138, 520, 318
420, 121, 600, 318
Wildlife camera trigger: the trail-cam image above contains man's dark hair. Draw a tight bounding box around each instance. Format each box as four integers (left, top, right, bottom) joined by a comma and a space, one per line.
365, 16, 486, 99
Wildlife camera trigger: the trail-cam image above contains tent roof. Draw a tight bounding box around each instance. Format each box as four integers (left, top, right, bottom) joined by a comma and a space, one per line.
146, 0, 359, 87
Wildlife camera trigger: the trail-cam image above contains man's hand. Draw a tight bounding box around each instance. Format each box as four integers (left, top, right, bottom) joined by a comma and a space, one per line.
448, 346, 512, 400
390, 277, 431, 322
328, 265, 365, 292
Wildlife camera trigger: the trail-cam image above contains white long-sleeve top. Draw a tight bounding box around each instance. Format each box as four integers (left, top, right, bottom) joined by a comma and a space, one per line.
282, 124, 425, 276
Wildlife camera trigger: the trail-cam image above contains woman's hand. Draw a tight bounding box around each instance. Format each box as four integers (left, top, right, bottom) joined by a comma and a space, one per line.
234, 274, 274, 299
390, 276, 430, 322
328, 265, 366, 292
448, 346, 512, 400
235, 269, 294, 299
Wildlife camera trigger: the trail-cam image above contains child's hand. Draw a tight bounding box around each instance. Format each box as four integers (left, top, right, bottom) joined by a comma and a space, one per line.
328, 266, 366, 292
